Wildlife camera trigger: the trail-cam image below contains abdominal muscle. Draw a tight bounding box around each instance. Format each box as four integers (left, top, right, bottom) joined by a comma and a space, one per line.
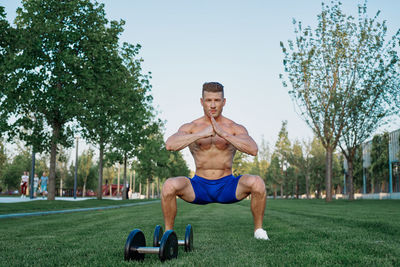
189, 141, 236, 179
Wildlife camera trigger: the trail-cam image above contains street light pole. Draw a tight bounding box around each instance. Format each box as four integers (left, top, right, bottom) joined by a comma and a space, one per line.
30, 149, 36, 199
74, 137, 79, 199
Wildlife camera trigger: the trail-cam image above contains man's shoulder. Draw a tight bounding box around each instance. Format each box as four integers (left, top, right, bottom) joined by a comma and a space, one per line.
179, 117, 206, 129
221, 116, 244, 128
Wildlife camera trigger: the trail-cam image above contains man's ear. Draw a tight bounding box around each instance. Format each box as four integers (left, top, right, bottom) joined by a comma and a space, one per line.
200, 98, 204, 107
223, 98, 226, 106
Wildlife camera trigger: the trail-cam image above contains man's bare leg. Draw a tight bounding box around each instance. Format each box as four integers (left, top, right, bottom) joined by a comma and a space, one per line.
236, 175, 269, 239
161, 177, 195, 230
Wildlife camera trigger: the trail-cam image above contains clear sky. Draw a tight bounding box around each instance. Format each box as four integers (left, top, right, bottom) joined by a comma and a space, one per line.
3, 0, 400, 170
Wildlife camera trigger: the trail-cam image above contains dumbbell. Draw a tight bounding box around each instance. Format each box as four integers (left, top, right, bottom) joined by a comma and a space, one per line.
124, 229, 178, 262
153, 224, 193, 252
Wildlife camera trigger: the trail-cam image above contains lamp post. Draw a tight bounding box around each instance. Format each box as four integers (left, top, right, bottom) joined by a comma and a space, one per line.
74, 136, 79, 199
30, 149, 36, 199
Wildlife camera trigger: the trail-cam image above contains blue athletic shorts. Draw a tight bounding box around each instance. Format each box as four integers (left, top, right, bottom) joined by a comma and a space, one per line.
186, 174, 242, 205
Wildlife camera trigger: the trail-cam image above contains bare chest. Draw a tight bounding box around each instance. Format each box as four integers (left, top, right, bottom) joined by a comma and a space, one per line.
191, 124, 235, 151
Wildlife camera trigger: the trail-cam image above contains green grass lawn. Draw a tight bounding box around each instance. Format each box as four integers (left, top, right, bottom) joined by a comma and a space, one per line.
0, 199, 399, 266
0, 199, 153, 215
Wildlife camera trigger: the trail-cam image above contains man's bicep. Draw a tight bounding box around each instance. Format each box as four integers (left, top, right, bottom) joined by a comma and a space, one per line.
233, 124, 250, 137
176, 123, 194, 135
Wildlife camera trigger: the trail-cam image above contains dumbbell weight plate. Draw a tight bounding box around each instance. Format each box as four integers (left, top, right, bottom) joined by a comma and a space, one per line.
124, 229, 146, 261
153, 225, 164, 247
159, 230, 178, 261
184, 224, 193, 252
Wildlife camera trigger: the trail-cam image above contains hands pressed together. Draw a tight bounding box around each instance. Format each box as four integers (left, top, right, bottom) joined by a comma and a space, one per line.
200, 111, 228, 139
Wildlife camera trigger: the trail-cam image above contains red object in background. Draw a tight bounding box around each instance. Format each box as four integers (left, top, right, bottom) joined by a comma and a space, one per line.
102, 184, 124, 196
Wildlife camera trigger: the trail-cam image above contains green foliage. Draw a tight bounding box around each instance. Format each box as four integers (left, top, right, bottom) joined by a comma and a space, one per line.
0, 5, 18, 136
1, 148, 30, 190
351, 146, 364, 191
232, 151, 251, 176
273, 121, 291, 191
280, 0, 400, 201
369, 132, 389, 192
0, 140, 6, 186
310, 137, 325, 197
266, 153, 281, 196
133, 124, 190, 187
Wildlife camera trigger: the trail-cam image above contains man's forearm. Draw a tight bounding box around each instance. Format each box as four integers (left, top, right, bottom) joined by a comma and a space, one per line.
165, 133, 203, 151
221, 133, 258, 156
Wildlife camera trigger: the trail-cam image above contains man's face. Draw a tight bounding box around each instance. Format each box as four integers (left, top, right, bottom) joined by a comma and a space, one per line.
201, 91, 226, 118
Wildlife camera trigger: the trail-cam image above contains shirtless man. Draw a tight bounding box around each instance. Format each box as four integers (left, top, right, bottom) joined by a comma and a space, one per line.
162, 82, 269, 240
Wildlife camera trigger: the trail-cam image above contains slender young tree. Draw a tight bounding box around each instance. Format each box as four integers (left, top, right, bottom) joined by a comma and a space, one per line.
77, 16, 126, 200
108, 43, 155, 200
290, 139, 304, 199
274, 121, 291, 197
280, 1, 399, 201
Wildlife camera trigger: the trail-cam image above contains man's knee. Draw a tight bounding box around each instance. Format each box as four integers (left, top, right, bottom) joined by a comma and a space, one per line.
251, 176, 266, 196
161, 178, 177, 198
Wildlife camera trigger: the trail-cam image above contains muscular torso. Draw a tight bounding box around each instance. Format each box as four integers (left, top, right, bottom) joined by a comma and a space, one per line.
188, 118, 237, 179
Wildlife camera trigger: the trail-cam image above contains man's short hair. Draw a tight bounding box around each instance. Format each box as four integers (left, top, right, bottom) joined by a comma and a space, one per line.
202, 82, 224, 98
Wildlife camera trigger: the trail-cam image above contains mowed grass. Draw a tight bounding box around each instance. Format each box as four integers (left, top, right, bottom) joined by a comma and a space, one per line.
0, 199, 399, 266
0, 199, 152, 215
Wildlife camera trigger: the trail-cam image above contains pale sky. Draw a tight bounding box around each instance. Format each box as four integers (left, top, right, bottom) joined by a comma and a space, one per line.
3, 1, 400, 170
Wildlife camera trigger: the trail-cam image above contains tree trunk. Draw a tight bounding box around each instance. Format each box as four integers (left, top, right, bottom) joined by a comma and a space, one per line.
151, 182, 154, 199
306, 172, 310, 199
156, 177, 160, 198
347, 159, 354, 201
117, 163, 120, 197
296, 177, 299, 199
133, 170, 136, 193
273, 184, 277, 199
280, 184, 283, 198
60, 176, 63, 197
139, 182, 142, 196
325, 147, 333, 202
97, 142, 104, 200
316, 183, 320, 199
83, 182, 86, 197
48, 122, 61, 200
146, 178, 150, 199
122, 154, 127, 200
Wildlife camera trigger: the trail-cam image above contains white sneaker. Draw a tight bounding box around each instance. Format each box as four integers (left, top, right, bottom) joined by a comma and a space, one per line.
254, 228, 270, 240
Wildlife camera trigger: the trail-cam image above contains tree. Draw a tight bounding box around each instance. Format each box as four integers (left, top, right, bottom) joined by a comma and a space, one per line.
78, 149, 94, 197
77, 22, 133, 200
266, 153, 281, 198
108, 43, 155, 200
258, 137, 271, 180
232, 151, 251, 176
302, 138, 313, 199
0, 139, 7, 190
6, 0, 119, 200
0, 6, 17, 137
334, 3, 400, 200
1, 146, 31, 190
290, 139, 304, 198
280, 1, 400, 201
274, 121, 291, 197
309, 137, 325, 198
369, 132, 389, 192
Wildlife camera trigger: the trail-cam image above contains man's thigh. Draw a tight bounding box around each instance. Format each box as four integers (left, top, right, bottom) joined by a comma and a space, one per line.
165, 176, 195, 203
235, 174, 258, 200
